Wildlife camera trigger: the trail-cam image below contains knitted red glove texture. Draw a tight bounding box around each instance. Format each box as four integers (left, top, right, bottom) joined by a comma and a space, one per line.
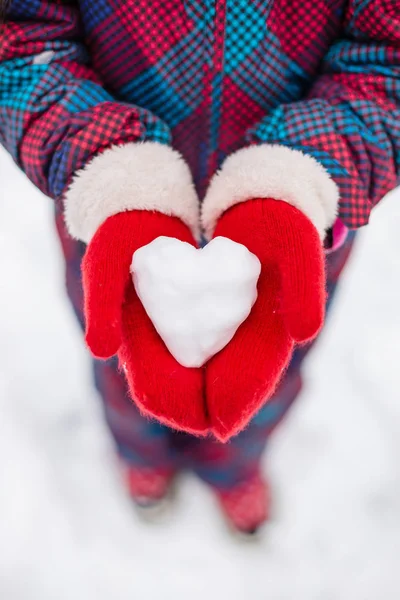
82, 210, 208, 435
205, 198, 326, 441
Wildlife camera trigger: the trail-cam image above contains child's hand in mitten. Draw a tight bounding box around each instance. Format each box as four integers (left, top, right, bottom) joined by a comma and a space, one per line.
205, 198, 326, 441
82, 210, 208, 434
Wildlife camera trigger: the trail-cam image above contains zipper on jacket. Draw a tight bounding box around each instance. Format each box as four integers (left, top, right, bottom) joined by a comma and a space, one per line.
214, 0, 226, 73
210, 0, 226, 174
203, 0, 227, 187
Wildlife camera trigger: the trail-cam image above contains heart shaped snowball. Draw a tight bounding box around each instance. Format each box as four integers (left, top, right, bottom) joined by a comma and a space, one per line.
131, 236, 261, 368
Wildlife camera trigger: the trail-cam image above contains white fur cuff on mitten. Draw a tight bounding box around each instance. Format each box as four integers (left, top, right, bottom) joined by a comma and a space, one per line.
64, 141, 200, 243
201, 145, 340, 240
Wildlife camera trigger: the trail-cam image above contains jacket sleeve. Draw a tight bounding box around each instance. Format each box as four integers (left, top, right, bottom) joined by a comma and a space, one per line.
0, 1, 199, 242
202, 0, 400, 241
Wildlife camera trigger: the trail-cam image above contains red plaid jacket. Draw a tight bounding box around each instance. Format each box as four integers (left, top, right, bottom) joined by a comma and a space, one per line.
1, 1, 399, 243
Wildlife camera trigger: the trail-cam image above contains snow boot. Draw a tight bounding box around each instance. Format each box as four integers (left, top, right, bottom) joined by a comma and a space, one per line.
122, 464, 177, 519
215, 472, 270, 535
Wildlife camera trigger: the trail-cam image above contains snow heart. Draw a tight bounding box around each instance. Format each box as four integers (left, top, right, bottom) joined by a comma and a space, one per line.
131, 237, 261, 368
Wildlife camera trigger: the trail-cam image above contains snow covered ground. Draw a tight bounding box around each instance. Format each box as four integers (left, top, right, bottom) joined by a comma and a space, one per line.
1, 146, 400, 600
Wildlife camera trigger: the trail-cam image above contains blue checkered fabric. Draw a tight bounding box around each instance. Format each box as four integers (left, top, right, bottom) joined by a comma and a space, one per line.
1, 0, 399, 227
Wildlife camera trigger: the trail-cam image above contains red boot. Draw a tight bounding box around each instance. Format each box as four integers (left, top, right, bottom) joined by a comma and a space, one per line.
215, 472, 271, 535
122, 463, 176, 507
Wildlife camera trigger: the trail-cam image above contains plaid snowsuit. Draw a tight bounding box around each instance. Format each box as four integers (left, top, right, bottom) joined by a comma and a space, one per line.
56, 215, 355, 489
1, 0, 399, 487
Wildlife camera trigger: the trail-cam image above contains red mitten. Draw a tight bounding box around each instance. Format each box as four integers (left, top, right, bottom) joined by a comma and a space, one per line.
82, 210, 208, 434
205, 198, 326, 441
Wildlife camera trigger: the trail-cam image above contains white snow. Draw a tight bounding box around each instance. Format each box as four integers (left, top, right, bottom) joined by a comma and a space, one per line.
132, 236, 261, 367
1, 146, 400, 599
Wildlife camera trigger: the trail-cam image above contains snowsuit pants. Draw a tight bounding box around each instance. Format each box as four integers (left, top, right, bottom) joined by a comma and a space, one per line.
56, 208, 356, 492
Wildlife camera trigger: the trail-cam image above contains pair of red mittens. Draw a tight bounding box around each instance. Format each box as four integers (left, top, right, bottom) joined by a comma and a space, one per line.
82, 198, 325, 441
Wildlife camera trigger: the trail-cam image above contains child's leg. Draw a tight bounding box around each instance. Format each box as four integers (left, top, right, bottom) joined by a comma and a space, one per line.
93, 357, 179, 501
93, 357, 177, 471
55, 211, 178, 499
188, 352, 305, 488
188, 232, 357, 529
